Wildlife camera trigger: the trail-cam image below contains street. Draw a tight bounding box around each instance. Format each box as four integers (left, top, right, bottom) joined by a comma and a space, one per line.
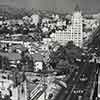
54, 62, 98, 100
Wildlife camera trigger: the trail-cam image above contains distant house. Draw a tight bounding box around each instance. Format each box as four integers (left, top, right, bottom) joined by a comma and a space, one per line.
34, 61, 43, 72
9, 44, 27, 53
31, 53, 43, 72
17, 19, 24, 25
31, 53, 43, 62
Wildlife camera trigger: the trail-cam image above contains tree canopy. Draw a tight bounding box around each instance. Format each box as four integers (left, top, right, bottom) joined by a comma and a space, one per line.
49, 41, 83, 69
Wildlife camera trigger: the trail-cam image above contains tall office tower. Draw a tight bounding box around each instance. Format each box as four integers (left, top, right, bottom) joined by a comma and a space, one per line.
71, 4, 83, 47
50, 5, 83, 47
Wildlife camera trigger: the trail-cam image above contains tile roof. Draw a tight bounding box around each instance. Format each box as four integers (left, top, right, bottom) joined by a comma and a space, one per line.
0, 52, 21, 60
31, 53, 43, 62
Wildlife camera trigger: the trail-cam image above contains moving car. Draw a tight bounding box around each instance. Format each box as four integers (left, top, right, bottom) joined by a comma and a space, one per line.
73, 88, 84, 94
79, 73, 88, 82
73, 88, 85, 96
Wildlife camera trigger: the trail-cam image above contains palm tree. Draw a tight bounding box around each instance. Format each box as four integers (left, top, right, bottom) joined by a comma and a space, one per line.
49, 41, 83, 69
65, 41, 83, 64
49, 45, 66, 69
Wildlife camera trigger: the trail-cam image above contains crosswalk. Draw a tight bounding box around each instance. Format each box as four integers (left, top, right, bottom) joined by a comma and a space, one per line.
29, 83, 47, 100
30, 84, 41, 100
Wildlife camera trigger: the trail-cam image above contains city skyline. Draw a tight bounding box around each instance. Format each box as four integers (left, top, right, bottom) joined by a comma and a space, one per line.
0, 0, 100, 13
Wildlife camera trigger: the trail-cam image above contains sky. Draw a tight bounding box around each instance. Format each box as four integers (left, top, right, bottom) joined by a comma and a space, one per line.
0, 0, 100, 13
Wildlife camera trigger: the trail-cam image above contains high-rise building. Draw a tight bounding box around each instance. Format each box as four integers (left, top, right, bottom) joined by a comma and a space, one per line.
51, 5, 83, 48
71, 4, 83, 47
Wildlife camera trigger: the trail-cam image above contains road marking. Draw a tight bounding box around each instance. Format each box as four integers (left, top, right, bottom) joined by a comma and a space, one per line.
78, 96, 82, 100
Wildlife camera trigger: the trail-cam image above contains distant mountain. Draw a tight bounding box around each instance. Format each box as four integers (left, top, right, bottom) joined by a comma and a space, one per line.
0, 4, 69, 19
0, 4, 30, 19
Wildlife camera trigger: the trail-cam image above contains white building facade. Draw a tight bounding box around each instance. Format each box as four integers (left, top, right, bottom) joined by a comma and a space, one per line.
51, 5, 83, 48
70, 6, 83, 47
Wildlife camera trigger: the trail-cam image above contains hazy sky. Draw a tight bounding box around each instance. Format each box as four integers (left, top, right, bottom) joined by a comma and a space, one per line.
0, 0, 100, 13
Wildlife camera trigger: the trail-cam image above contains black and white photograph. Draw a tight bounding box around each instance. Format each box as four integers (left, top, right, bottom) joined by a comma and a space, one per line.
0, 0, 99, 100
